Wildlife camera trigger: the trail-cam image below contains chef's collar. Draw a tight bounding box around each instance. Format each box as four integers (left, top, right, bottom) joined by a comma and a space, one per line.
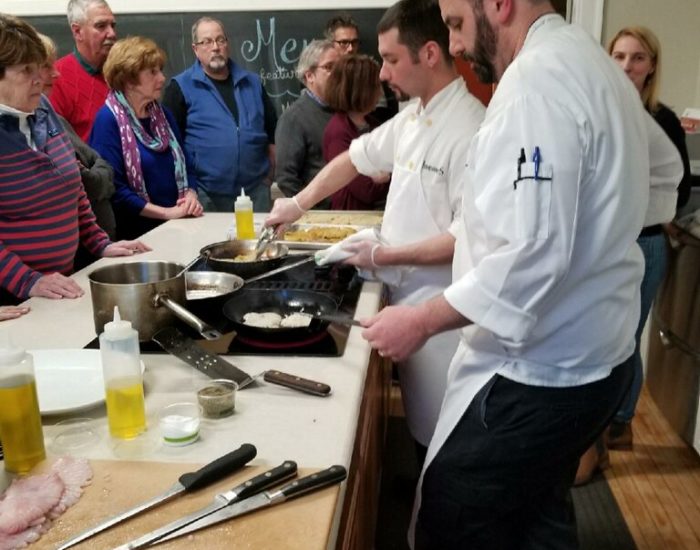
416, 77, 463, 117
0, 103, 36, 149
522, 12, 564, 51
73, 46, 102, 76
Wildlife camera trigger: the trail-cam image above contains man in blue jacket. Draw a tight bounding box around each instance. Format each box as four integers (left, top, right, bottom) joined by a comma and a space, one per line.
163, 17, 277, 212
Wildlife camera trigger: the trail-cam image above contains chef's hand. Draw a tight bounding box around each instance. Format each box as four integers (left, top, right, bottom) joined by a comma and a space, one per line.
362, 304, 430, 362
265, 196, 305, 228
176, 189, 204, 217
102, 240, 152, 257
29, 273, 84, 299
341, 240, 383, 270
0, 305, 30, 320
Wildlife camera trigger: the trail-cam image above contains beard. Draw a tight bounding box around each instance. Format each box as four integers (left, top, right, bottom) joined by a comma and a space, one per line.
207, 55, 228, 73
463, 3, 498, 84
390, 86, 410, 102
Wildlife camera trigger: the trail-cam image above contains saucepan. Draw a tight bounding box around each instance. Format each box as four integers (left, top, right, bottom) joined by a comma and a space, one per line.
88, 261, 222, 341
222, 288, 341, 342
199, 239, 289, 278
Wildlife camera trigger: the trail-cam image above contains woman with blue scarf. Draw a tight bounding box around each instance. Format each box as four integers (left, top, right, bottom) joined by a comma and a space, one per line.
90, 36, 202, 240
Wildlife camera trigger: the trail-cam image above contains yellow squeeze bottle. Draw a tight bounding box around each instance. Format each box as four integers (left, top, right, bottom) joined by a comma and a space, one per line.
99, 306, 146, 439
234, 188, 255, 240
0, 333, 46, 473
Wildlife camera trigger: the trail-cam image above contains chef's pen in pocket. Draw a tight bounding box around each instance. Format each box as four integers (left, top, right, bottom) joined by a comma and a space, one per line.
514, 146, 552, 189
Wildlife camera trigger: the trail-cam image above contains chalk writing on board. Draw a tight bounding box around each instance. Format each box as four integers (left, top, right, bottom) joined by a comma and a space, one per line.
240, 17, 311, 110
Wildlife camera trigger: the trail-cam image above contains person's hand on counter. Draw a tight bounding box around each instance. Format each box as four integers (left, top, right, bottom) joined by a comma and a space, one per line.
0, 305, 30, 320
102, 240, 153, 257
29, 273, 84, 299
177, 189, 204, 217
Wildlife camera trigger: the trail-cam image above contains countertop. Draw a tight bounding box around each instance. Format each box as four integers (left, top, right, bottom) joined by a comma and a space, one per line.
0, 213, 384, 548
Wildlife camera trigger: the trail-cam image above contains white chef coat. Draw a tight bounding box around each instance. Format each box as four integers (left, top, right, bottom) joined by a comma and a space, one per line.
409, 13, 681, 546
349, 78, 485, 445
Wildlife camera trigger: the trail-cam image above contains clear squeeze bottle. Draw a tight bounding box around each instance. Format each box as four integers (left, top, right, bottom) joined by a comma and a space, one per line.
99, 306, 146, 439
234, 188, 255, 240
0, 332, 46, 473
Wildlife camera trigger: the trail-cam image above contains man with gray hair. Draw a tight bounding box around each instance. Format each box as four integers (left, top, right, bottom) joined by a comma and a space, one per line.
274, 39, 339, 206
162, 17, 278, 212
49, 0, 116, 140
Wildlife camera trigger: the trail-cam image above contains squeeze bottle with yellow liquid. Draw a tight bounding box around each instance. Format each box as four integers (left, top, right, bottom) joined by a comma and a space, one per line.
234, 188, 255, 240
0, 332, 46, 473
99, 306, 146, 439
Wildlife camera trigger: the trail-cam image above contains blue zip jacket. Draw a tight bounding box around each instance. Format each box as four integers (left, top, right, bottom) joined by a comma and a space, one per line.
174, 60, 269, 197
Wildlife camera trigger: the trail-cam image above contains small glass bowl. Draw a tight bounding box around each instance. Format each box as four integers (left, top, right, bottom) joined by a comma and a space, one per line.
50, 418, 100, 453
159, 402, 201, 446
197, 379, 238, 419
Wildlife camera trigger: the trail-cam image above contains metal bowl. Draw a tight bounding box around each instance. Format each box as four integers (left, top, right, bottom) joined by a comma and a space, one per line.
199, 239, 288, 278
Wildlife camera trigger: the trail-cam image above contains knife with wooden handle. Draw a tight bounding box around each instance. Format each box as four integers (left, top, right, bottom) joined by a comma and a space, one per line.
114, 461, 298, 550
56, 443, 257, 550
154, 465, 348, 544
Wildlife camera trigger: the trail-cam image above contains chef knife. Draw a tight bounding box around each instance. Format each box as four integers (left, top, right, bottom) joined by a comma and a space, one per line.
115, 460, 298, 550
238, 370, 331, 397
56, 443, 257, 550
155, 465, 348, 544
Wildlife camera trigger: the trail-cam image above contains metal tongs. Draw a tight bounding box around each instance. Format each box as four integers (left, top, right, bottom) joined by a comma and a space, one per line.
254, 225, 276, 260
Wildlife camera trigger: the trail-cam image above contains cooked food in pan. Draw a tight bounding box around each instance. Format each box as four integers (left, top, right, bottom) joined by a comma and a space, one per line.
283, 226, 357, 243
232, 252, 257, 262
242, 311, 312, 328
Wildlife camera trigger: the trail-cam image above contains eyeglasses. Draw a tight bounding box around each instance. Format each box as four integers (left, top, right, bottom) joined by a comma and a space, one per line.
334, 39, 360, 49
315, 63, 335, 73
194, 37, 228, 48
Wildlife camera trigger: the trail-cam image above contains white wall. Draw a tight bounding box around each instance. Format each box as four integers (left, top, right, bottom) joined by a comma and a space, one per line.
602, 0, 700, 115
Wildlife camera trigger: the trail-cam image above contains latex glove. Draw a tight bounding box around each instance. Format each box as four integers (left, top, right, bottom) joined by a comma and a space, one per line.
28, 273, 84, 299
102, 240, 152, 257
362, 304, 430, 362
340, 239, 381, 271
265, 196, 305, 228
0, 305, 30, 320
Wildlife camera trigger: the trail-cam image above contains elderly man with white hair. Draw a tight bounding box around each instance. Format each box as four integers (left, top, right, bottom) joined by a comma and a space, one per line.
49, 0, 117, 140
274, 39, 340, 208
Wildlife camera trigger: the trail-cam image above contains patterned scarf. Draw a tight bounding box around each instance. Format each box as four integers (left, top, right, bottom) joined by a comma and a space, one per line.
105, 90, 188, 201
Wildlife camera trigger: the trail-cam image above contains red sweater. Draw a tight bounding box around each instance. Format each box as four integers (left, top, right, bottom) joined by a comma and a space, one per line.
0, 99, 110, 298
50, 53, 109, 141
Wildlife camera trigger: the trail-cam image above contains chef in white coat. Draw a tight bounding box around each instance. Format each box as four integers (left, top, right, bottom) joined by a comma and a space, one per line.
359, 0, 683, 548
266, 0, 485, 459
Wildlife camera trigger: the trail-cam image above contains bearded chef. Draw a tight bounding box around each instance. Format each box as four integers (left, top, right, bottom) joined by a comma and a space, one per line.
265, 0, 485, 463
356, 0, 684, 548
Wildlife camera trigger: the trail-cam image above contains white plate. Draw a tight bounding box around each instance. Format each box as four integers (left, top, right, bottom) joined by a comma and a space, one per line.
31, 349, 145, 415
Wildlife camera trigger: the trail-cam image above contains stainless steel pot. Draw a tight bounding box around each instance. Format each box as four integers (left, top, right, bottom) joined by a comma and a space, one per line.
88, 261, 222, 341
199, 239, 289, 278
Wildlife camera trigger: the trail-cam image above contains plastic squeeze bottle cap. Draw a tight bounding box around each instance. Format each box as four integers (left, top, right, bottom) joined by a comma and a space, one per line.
103, 306, 134, 340
235, 188, 252, 210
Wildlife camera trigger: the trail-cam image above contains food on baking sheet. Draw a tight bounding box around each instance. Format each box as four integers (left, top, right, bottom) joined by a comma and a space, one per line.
242, 312, 283, 328
241, 311, 313, 328
298, 212, 383, 226
279, 312, 312, 328
0, 456, 92, 548
283, 226, 357, 243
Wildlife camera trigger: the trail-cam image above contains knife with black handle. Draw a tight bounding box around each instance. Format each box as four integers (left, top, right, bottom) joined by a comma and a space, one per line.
114, 460, 298, 550
56, 443, 257, 550
155, 465, 348, 544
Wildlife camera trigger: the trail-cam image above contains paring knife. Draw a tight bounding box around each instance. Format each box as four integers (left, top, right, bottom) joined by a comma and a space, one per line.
153, 327, 332, 396
56, 443, 257, 550
155, 465, 348, 544
114, 460, 298, 550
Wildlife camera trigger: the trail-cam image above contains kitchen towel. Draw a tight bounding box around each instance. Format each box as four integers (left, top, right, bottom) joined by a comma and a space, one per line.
315, 228, 403, 287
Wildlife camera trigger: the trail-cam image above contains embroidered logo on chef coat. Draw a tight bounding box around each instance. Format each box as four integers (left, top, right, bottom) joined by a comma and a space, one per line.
421, 160, 445, 176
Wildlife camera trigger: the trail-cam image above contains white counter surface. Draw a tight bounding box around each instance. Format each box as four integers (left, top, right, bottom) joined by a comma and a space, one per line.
2, 214, 382, 476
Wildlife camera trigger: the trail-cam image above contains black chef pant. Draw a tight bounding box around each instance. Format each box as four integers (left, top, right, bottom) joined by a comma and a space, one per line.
415, 355, 633, 550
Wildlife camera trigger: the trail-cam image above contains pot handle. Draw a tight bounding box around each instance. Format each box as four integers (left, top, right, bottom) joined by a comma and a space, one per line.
156, 294, 222, 340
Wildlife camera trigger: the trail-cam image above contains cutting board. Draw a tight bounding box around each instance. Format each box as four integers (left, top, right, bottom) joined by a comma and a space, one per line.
35, 460, 340, 549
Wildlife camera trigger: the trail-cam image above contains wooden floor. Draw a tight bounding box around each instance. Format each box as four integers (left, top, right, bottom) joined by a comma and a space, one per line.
605, 386, 700, 550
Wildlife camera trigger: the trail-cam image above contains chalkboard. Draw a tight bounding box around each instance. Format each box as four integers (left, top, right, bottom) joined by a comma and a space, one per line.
26, 9, 386, 115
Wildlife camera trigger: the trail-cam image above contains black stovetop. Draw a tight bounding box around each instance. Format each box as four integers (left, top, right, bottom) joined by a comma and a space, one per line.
86, 257, 362, 357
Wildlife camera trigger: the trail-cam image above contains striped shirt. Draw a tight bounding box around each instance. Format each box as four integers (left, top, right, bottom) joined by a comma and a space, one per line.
0, 97, 110, 298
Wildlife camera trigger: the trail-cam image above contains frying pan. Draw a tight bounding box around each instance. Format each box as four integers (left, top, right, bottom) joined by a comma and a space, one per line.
199, 239, 289, 278
222, 288, 339, 342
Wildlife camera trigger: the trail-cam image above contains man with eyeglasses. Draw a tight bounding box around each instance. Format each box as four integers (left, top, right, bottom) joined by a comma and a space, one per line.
274, 39, 339, 208
162, 17, 277, 212
324, 12, 398, 123
49, 0, 117, 140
